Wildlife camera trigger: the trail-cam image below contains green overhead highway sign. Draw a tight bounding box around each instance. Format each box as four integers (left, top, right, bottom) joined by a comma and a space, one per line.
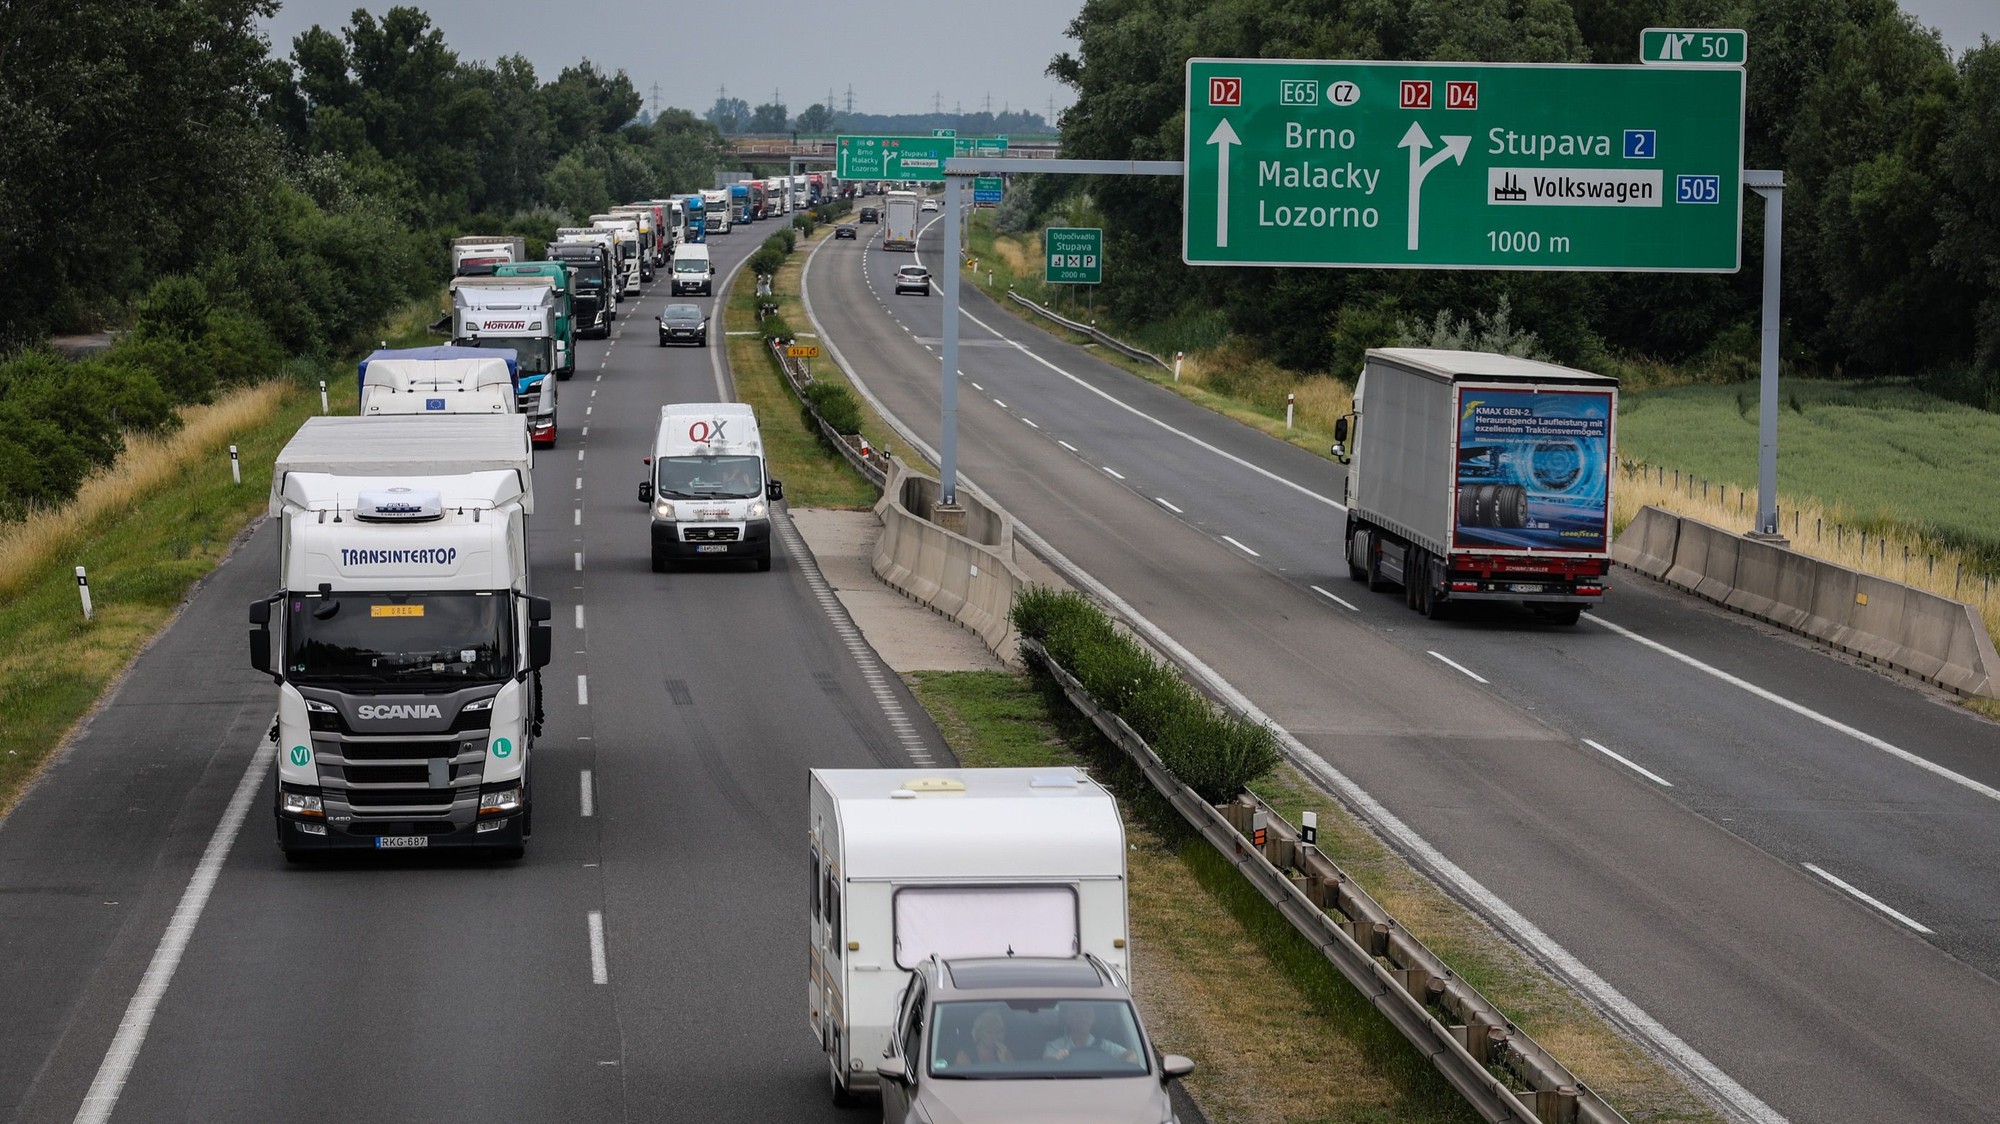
974, 176, 1005, 204
954, 136, 1010, 157
1640, 28, 1747, 67
933, 128, 957, 137
836, 135, 955, 182
1182, 58, 1745, 272
1046, 227, 1103, 284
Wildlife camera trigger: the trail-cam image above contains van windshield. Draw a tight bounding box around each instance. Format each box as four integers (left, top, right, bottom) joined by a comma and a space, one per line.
657, 455, 762, 499
674, 258, 706, 274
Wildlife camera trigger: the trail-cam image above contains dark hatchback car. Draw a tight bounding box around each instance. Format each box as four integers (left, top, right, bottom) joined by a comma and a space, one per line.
858, 206, 880, 223
657, 303, 708, 347
834, 223, 858, 240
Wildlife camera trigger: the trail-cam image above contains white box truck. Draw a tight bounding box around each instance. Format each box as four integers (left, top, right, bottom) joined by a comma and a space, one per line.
250, 415, 551, 861
882, 190, 920, 251
807, 767, 1130, 1102
638, 402, 782, 571
1334, 348, 1618, 624
451, 235, 525, 275
358, 354, 527, 418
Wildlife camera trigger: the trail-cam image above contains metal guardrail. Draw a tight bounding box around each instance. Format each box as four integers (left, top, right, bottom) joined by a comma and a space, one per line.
767, 338, 890, 487
1005, 290, 1172, 372
1022, 638, 1629, 1124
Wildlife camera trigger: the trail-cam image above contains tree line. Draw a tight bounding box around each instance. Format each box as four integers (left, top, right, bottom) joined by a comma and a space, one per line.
0, 2, 723, 517
1042, 0, 2000, 400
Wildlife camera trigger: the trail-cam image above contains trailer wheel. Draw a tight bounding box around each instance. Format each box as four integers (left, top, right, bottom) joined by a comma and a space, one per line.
1366, 533, 1394, 593
1404, 546, 1421, 609
1346, 525, 1368, 582
1496, 485, 1529, 529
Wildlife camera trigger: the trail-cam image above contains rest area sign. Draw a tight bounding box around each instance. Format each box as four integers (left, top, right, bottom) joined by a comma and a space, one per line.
1182, 58, 1745, 272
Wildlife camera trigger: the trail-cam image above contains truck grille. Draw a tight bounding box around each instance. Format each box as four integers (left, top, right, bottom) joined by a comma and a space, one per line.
683, 526, 740, 542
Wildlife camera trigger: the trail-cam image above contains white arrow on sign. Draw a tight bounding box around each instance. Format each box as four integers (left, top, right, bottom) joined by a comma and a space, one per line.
1398, 123, 1470, 252
1207, 118, 1241, 248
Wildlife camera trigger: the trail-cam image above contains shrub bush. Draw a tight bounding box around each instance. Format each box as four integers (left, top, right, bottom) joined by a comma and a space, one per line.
759, 313, 794, 343
748, 246, 786, 281
1013, 587, 1278, 802
802, 380, 862, 435
793, 213, 816, 239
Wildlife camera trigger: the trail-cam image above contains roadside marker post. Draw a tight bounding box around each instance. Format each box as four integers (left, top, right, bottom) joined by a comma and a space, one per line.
76, 566, 93, 622
318, 380, 329, 414
229, 445, 241, 485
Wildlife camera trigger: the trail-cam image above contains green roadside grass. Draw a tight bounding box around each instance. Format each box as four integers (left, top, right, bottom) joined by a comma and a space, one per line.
0, 301, 440, 818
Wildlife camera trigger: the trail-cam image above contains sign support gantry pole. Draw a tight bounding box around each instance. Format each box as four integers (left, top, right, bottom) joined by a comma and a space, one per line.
935, 157, 1181, 506
1746, 169, 1785, 542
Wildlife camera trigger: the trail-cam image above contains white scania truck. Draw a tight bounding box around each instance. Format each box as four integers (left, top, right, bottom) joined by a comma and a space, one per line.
638, 402, 782, 571
590, 214, 645, 295
700, 189, 732, 234
251, 415, 550, 861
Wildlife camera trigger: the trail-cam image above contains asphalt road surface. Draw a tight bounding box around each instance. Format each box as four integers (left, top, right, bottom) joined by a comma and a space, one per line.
796, 205, 2000, 1124
0, 217, 948, 1123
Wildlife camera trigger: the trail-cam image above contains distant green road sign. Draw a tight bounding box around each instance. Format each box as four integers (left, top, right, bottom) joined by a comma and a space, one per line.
954, 136, 1011, 157
974, 176, 1004, 204
1182, 58, 1745, 272
1640, 28, 1747, 67
933, 128, 957, 138
836, 135, 954, 182
1046, 227, 1103, 284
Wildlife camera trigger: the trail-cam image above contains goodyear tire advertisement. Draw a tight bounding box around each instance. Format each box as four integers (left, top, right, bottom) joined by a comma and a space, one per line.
1451, 387, 1612, 552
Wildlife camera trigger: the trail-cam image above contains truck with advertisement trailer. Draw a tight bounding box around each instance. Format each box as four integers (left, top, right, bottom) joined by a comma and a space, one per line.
1332, 348, 1617, 625
251, 414, 550, 862
638, 402, 783, 571
806, 767, 1129, 1104
882, 190, 920, 251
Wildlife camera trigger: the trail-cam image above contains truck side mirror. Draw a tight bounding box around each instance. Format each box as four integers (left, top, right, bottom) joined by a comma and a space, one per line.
638, 481, 654, 503
528, 624, 552, 671
527, 595, 552, 623
1333, 417, 1349, 442
247, 598, 274, 678
766, 479, 784, 502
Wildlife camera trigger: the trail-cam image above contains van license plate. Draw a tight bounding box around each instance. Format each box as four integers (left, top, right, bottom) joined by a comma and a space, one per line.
696, 545, 728, 554
1508, 583, 1547, 593
375, 835, 428, 849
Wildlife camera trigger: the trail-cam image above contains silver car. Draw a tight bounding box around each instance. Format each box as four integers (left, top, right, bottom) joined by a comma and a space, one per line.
875, 956, 1193, 1124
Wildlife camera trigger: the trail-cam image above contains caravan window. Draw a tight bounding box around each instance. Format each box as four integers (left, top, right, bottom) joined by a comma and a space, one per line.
893, 887, 1079, 969
810, 849, 822, 920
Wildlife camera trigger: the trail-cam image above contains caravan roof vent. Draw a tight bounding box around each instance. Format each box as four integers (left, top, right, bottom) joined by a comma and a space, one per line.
1030, 771, 1079, 790
898, 777, 966, 796
355, 487, 445, 522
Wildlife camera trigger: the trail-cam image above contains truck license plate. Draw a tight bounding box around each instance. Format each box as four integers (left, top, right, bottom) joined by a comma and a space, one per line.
1508, 583, 1547, 593
696, 544, 728, 554
375, 835, 428, 849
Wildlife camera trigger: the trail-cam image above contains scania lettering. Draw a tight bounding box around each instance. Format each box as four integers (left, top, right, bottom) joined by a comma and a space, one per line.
1332, 349, 1617, 625
252, 415, 549, 860
638, 402, 783, 571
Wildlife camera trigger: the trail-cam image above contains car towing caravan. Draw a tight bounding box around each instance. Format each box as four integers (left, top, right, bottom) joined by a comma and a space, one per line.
356, 352, 525, 418
251, 414, 550, 861
807, 767, 1130, 1104
637, 402, 782, 571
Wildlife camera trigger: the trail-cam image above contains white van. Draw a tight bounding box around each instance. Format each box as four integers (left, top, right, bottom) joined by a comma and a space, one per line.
670, 242, 714, 296
638, 402, 782, 571
807, 767, 1130, 1104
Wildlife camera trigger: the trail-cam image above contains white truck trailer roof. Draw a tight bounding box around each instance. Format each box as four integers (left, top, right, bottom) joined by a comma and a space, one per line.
1365, 348, 1618, 385
271, 415, 534, 516
814, 767, 1124, 881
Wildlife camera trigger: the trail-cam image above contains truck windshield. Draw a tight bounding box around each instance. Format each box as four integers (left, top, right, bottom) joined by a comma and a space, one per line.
657, 455, 762, 499
927, 999, 1149, 1080
462, 336, 551, 375
286, 591, 513, 686
570, 266, 605, 290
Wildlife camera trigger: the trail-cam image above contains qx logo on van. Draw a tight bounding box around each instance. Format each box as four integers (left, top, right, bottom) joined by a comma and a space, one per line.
688, 419, 727, 444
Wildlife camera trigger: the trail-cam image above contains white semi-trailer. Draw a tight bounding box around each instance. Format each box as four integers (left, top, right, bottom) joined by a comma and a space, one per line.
251, 415, 550, 861
882, 190, 920, 251
358, 354, 524, 418
451, 235, 525, 275
589, 215, 644, 296
1334, 348, 1618, 624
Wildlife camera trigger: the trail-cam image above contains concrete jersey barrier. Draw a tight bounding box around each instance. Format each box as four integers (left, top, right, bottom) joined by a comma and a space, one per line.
1614, 506, 1999, 698
871, 459, 1035, 663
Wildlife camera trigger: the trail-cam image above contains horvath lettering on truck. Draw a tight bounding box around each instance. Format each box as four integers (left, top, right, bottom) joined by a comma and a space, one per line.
339, 547, 459, 566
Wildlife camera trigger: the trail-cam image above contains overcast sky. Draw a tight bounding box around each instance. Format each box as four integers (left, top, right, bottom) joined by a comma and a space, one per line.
256, 1, 1995, 124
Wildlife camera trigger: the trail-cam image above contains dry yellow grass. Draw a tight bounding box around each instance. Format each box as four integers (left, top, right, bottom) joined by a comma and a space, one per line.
1615, 464, 2000, 637
0, 382, 290, 599
991, 233, 1034, 276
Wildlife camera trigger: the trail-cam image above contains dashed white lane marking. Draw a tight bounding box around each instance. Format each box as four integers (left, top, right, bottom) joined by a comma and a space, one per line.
582, 427, 589, 436
574, 552, 583, 571
1155, 497, 1182, 514
1427, 651, 1488, 684
993, 399, 1007, 408
577, 675, 589, 705
587, 911, 609, 983
1585, 615, 2000, 806
577, 450, 585, 461
1058, 441, 1078, 452
1804, 864, 1933, 934
1222, 536, 1259, 557
71, 738, 274, 1124
1023, 419, 1039, 428
574, 605, 585, 630
773, 514, 935, 766
1102, 467, 1125, 480
1583, 739, 1673, 787
574, 477, 582, 490
574, 509, 581, 526
586, 406, 593, 416
579, 770, 595, 817
970, 382, 983, 391
1310, 585, 1360, 611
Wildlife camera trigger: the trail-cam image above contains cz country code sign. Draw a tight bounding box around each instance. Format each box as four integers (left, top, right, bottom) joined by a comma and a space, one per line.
1045, 228, 1103, 284
1183, 58, 1745, 272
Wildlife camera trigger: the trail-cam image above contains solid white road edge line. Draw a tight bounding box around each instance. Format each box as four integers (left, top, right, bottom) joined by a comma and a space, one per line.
1803, 864, 1933, 934
579, 769, 595, 818
1102, 466, 1125, 480
1310, 585, 1360, 611
1058, 440, 1078, 452
1585, 614, 2000, 805
1427, 650, 1489, 683
587, 910, 609, 984
1155, 497, 1182, 514
71, 739, 274, 1124
1582, 738, 1674, 787
799, 249, 1786, 1123
1222, 536, 1260, 557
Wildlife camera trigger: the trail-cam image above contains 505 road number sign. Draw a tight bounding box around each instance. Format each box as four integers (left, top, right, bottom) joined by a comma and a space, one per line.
1183, 59, 1745, 272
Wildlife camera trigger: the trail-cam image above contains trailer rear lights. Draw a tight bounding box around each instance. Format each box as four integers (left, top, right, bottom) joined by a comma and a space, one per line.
1450, 582, 1480, 593
282, 792, 324, 817
1576, 585, 1604, 596
294, 821, 327, 836
476, 819, 507, 833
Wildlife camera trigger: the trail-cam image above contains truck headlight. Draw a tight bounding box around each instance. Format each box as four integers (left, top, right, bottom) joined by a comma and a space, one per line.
479, 787, 523, 815
462, 696, 495, 712
654, 501, 676, 521
282, 792, 324, 817
748, 501, 767, 519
